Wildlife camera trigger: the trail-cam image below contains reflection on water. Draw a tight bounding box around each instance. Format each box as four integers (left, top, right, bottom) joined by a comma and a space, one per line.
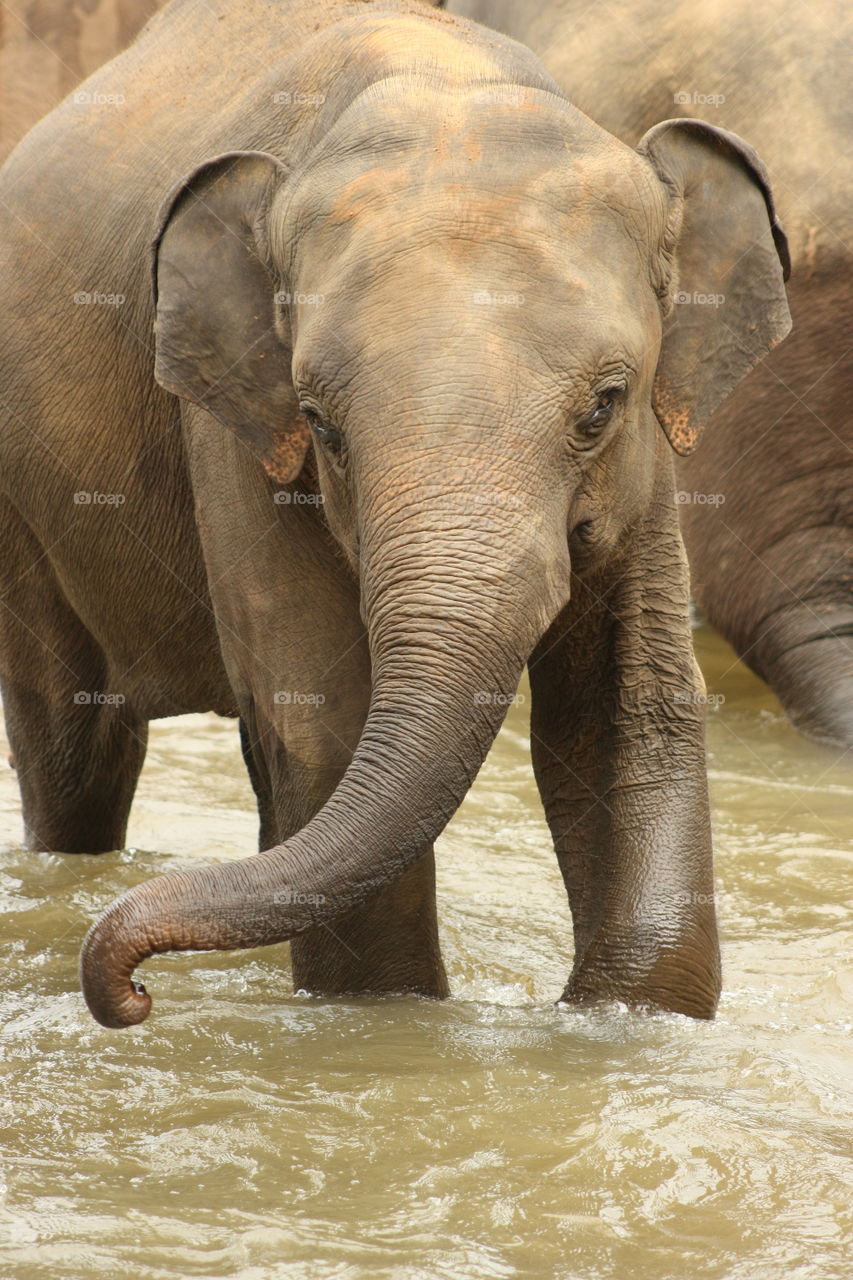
0, 625, 850, 1278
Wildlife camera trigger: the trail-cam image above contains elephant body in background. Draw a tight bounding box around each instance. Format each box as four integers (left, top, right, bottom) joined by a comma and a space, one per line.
448, 0, 853, 749
0, 0, 790, 1028
0, 0, 165, 162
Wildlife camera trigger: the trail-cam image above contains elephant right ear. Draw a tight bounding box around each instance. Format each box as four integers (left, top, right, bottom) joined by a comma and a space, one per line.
151, 151, 310, 484
638, 120, 792, 456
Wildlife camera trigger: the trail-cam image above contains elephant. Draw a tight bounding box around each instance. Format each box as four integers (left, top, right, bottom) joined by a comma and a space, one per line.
0, 0, 166, 163
0, 0, 791, 1029
447, 0, 853, 749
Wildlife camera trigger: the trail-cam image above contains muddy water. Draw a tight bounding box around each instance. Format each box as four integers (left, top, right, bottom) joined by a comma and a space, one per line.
0, 625, 850, 1280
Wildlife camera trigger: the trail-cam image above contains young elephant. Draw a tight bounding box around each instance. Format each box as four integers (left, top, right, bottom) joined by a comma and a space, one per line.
449, 0, 853, 749
0, 0, 789, 1028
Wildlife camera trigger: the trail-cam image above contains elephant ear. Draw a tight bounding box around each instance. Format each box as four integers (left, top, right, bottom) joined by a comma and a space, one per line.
638, 119, 792, 455
151, 151, 310, 484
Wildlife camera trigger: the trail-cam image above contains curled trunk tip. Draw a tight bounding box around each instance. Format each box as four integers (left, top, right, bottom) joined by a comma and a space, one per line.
80, 901, 153, 1028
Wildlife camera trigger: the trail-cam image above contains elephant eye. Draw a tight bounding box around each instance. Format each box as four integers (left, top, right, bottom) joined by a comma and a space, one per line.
575, 388, 623, 443
302, 407, 343, 457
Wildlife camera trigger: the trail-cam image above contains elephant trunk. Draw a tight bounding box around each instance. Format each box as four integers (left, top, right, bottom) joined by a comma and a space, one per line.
81, 510, 569, 1027
753, 611, 853, 749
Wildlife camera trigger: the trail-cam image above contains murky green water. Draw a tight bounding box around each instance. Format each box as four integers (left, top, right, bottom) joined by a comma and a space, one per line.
1, 625, 850, 1279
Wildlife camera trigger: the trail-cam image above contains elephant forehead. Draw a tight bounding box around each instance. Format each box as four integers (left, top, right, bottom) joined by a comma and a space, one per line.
290, 149, 657, 276
333, 222, 649, 356
293, 235, 654, 405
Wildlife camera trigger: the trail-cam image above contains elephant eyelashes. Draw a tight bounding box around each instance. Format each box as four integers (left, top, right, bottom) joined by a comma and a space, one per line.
303, 409, 344, 457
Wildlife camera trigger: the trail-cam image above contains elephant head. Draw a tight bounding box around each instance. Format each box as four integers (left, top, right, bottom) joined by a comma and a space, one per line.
80, 77, 789, 1026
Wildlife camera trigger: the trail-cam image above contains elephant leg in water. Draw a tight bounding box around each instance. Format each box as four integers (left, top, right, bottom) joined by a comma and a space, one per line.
530, 454, 720, 1020
0, 509, 148, 853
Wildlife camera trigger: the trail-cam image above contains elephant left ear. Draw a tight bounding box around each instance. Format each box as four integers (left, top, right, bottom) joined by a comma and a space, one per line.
151, 150, 310, 484
638, 119, 792, 455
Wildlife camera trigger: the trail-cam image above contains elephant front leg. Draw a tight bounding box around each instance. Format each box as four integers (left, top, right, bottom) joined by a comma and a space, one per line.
528, 532, 721, 1019
239, 660, 448, 1000
244, 648, 449, 998
290, 849, 448, 1000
